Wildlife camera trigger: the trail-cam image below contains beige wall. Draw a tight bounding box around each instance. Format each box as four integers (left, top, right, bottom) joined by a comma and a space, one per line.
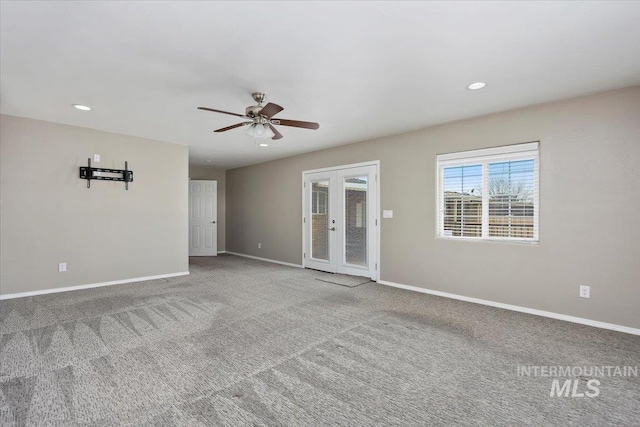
227, 86, 640, 329
189, 165, 226, 251
0, 115, 189, 296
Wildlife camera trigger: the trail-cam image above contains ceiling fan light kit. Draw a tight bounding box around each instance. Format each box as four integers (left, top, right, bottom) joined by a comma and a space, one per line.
246, 123, 275, 139
198, 92, 319, 142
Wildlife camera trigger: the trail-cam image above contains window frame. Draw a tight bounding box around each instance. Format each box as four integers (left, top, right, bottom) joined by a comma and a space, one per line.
311, 189, 328, 215
436, 142, 540, 244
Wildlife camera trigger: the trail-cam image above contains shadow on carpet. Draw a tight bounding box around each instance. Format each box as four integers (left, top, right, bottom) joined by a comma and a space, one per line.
315, 273, 371, 287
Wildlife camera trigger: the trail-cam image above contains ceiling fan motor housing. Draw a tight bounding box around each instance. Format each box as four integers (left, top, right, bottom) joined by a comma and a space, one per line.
246, 92, 268, 117
245, 105, 263, 117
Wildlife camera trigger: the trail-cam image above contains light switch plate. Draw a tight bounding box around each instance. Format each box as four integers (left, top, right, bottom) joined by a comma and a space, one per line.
579, 285, 590, 298
93, 154, 101, 162
58, 262, 67, 272
383, 210, 393, 219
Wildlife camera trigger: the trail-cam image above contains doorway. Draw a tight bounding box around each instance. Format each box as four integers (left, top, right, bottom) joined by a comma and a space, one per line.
189, 180, 218, 256
303, 162, 379, 280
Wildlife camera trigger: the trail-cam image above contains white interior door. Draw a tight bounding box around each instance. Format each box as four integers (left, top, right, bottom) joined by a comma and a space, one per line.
304, 164, 378, 280
189, 180, 217, 256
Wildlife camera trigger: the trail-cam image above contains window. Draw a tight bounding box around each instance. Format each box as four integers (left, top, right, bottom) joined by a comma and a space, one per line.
437, 142, 539, 242
312, 190, 328, 214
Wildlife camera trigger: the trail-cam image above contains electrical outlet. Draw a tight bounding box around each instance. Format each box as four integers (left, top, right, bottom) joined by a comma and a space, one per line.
93, 154, 101, 162
258, 243, 262, 249
579, 285, 590, 298
58, 262, 67, 272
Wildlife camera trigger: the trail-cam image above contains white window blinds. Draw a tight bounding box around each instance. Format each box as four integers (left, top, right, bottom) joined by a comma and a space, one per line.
436, 142, 539, 243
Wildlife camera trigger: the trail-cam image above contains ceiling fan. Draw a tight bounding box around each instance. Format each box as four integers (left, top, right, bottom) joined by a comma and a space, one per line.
198, 92, 319, 140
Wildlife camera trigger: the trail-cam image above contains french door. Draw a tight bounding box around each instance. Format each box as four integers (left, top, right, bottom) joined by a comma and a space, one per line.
303, 163, 378, 280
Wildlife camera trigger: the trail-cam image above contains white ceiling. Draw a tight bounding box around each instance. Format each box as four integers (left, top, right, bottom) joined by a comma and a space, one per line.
1, 1, 639, 169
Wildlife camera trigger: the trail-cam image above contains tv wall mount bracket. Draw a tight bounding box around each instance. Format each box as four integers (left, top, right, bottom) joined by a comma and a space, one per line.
79, 158, 133, 190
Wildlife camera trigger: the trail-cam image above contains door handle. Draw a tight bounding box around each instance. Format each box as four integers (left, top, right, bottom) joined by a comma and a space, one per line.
328, 227, 336, 231
211, 221, 216, 224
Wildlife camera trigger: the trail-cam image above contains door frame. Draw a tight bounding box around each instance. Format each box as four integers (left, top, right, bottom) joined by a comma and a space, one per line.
301, 160, 381, 280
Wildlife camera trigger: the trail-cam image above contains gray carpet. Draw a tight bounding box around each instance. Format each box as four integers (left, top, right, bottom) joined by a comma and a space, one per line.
1, 254, 638, 426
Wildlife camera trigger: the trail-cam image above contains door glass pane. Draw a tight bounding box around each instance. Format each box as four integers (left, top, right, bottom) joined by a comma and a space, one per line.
311, 180, 329, 260
344, 176, 367, 266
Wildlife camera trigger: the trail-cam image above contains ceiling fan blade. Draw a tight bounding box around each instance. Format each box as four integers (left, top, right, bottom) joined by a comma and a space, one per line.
198, 107, 246, 118
214, 122, 250, 132
259, 102, 284, 118
272, 119, 319, 130
268, 124, 283, 140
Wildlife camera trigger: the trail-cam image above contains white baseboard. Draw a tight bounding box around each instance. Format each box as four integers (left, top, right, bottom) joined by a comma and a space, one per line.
0, 271, 190, 300
377, 280, 640, 336
225, 251, 303, 269
217, 250, 227, 254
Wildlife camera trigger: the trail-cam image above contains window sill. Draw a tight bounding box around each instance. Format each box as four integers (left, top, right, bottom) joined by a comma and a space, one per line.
436, 236, 539, 245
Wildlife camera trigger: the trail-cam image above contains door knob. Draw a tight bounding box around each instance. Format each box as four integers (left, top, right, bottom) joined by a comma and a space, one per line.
211, 221, 216, 224
328, 227, 336, 231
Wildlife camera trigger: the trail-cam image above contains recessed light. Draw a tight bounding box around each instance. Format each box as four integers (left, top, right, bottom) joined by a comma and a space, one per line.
468, 82, 487, 90
206, 160, 212, 163
73, 104, 92, 111
259, 143, 269, 147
